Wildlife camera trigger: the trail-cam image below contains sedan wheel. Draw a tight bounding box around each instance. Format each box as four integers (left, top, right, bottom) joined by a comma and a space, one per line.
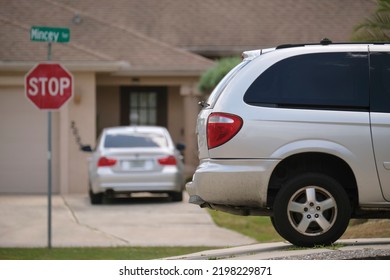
89, 189, 103, 205
273, 173, 351, 247
169, 191, 183, 202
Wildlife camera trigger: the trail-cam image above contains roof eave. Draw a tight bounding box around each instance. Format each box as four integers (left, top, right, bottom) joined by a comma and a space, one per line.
0, 61, 212, 77
111, 68, 210, 77
0, 61, 125, 72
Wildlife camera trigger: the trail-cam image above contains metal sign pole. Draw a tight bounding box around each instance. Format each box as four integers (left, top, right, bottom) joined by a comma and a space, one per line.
47, 42, 52, 249
29, 25, 71, 249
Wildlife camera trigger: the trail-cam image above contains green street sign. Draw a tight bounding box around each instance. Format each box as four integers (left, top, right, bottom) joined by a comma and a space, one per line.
31, 26, 70, 43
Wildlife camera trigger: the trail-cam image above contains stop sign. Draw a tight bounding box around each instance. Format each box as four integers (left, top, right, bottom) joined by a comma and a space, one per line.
25, 63, 73, 110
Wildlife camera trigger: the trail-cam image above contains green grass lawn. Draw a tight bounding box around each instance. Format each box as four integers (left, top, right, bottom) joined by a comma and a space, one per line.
208, 210, 390, 242
0, 246, 215, 260
207, 210, 283, 243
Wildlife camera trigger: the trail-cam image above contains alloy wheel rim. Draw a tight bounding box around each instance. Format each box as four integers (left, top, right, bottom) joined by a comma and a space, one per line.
287, 186, 337, 236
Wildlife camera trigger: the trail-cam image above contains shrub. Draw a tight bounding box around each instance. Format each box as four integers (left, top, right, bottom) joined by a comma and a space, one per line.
198, 57, 241, 94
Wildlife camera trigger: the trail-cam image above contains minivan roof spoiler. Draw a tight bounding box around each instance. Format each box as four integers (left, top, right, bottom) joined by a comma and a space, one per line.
241, 48, 275, 61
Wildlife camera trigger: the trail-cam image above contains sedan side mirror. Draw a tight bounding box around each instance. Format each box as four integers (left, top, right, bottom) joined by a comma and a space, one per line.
176, 143, 186, 152
81, 145, 93, 152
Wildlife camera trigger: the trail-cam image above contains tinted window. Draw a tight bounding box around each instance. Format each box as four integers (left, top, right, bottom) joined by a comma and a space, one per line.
244, 52, 369, 110
104, 133, 167, 148
370, 52, 390, 113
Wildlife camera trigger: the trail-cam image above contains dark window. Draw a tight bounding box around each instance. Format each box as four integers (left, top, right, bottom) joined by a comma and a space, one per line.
104, 133, 168, 148
244, 52, 369, 110
370, 52, 390, 113
120, 87, 167, 126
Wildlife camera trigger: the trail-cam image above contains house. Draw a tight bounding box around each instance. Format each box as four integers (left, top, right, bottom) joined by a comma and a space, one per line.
0, 0, 377, 194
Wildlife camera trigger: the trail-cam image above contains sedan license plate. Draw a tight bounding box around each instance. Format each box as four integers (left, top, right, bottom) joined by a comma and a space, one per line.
121, 160, 152, 170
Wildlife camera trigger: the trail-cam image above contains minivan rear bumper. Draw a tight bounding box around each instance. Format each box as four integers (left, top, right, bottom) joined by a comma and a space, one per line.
186, 158, 279, 208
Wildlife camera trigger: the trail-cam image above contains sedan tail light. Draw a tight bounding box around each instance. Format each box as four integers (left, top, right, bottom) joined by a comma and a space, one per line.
158, 155, 177, 165
97, 156, 117, 167
207, 113, 243, 149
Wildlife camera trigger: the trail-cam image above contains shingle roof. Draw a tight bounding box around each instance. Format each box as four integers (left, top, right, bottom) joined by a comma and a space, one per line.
0, 0, 214, 73
53, 0, 377, 56
0, 0, 378, 71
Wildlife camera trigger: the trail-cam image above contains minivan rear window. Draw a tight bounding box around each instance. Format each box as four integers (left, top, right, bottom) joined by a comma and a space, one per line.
244, 52, 369, 110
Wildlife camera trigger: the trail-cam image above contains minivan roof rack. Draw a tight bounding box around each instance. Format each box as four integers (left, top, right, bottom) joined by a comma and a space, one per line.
275, 38, 390, 50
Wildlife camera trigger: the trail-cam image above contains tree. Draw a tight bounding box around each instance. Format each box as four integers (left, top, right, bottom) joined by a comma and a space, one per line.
352, 0, 390, 41
198, 57, 241, 94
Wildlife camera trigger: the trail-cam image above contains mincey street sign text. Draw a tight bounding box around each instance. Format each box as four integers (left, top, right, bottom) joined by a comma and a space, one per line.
30, 26, 70, 43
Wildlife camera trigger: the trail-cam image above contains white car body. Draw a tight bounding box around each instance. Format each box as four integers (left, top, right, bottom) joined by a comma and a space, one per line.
88, 126, 184, 204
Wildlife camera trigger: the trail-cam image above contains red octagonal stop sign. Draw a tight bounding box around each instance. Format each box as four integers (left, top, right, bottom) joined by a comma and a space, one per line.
25, 63, 73, 110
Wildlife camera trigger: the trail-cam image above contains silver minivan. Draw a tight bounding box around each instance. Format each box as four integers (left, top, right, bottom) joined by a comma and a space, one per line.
186, 40, 390, 247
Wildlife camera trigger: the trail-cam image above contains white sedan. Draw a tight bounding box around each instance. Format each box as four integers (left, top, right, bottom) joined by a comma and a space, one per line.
86, 126, 185, 204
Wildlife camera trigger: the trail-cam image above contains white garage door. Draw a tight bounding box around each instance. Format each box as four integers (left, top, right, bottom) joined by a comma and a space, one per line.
0, 86, 55, 194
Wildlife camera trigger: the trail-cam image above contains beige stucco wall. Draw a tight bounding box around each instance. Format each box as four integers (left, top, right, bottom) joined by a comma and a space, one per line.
63, 71, 96, 194
180, 84, 202, 176
167, 86, 185, 144
0, 73, 60, 193
0, 84, 48, 193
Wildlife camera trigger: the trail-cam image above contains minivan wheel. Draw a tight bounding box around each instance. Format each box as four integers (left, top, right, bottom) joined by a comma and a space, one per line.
273, 173, 351, 247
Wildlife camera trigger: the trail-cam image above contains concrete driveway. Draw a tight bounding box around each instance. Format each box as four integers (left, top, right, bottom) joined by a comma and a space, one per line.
0, 192, 255, 248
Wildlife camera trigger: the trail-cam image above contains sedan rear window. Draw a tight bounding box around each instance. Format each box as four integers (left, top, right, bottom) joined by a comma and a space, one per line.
104, 133, 168, 148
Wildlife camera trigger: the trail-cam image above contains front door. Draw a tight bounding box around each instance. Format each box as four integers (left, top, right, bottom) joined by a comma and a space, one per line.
120, 86, 167, 127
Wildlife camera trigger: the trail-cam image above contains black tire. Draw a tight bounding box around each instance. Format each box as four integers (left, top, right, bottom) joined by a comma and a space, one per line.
269, 216, 282, 236
89, 189, 103, 205
273, 172, 351, 247
170, 191, 183, 202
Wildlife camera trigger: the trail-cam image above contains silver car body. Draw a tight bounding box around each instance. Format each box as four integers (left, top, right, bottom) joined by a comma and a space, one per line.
89, 126, 184, 197
187, 44, 390, 212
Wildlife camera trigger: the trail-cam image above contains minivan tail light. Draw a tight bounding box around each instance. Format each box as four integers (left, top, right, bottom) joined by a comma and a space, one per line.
97, 156, 117, 167
207, 113, 243, 149
158, 155, 177, 165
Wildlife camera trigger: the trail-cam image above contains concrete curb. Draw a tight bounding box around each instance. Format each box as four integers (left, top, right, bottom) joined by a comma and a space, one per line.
164, 238, 390, 260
